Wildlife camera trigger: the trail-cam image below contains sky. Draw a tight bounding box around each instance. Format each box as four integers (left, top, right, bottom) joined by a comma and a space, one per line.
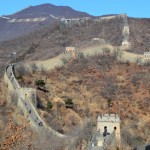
0, 0, 149, 18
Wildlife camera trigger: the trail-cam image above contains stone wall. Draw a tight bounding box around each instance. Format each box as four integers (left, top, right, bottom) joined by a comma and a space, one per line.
121, 14, 131, 49
3, 71, 16, 105
60, 17, 90, 28
4, 64, 66, 137
17, 88, 37, 107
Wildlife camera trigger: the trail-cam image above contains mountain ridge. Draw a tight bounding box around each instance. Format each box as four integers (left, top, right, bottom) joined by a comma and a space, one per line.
0, 3, 91, 42
0, 3, 149, 72
6, 3, 91, 19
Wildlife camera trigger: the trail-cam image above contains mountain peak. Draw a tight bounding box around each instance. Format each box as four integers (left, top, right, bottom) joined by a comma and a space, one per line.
10, 3, 91, 19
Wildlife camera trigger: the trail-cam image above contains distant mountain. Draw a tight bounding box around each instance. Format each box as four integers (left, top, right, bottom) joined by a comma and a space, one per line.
9, 4, 91, 18
0, 3, 91, 41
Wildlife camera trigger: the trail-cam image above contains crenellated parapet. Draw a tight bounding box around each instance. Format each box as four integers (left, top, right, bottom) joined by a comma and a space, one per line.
142, 52, 150, 64
60, 17, 91, 28
8, 17, 48, 23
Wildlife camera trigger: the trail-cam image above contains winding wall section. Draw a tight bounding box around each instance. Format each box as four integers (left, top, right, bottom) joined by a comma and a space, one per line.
4, 43, 143, 139
4, 64, 66, 137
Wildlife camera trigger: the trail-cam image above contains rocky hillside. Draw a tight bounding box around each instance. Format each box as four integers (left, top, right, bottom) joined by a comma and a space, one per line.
129, 17, 150, 54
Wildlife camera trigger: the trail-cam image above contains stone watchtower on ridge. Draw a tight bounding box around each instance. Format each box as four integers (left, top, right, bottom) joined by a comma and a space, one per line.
64, 47, 84, 60
143, 52, 150, 63
97, 114, 121, 148
87, 113, 121, 150
65, 47, 76, 60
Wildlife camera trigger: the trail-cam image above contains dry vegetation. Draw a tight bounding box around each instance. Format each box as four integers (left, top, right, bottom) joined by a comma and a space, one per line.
0, 82, 36, 149
19, 54, 150, 149
129, 17, 150, 54
0, 82, 71, 150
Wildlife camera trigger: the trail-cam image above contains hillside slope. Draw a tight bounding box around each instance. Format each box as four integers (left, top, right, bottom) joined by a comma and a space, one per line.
0, 16, 124, 76
0, 15, 150, 76
129, 17, 150, 54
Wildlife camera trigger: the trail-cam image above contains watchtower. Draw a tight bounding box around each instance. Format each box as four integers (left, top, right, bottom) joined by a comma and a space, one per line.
65, 47, 76, 60
97, 114, 121, 147
144, 52, 150, 59
142, 52, 150, 64
12, 52, 17, 62
60, 18, 72, 28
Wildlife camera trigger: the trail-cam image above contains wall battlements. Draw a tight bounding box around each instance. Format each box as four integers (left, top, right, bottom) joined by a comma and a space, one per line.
98, 114, 120, 122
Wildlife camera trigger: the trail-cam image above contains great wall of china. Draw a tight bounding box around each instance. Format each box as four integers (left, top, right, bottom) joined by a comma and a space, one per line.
3, 44, 143, 139
3, 13, 149, 149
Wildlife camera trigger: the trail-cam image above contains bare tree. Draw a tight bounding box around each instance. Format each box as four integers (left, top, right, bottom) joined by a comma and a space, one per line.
101, 76, 119, 100
67, 119, 94, 150
16, 62, 26, 76
31, 63, 38, 73
33, 131, 65, 150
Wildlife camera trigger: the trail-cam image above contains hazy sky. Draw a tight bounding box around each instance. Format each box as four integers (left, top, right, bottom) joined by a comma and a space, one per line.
0, 0, 149, 18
